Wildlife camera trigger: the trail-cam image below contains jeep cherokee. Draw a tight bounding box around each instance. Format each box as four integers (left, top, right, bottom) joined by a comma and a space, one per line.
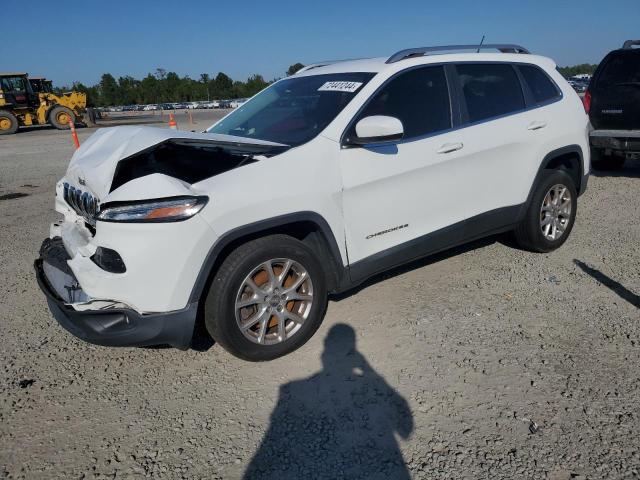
35, 44, 590, 361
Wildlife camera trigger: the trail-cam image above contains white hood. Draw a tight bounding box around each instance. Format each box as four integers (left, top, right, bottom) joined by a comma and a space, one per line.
65, 125, 286, 199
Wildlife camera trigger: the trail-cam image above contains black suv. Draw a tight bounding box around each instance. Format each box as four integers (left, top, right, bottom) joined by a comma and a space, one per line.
586, 40, 640, 170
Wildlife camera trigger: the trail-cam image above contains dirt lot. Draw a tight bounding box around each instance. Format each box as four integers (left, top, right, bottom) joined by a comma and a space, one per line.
1, 115, 639, 479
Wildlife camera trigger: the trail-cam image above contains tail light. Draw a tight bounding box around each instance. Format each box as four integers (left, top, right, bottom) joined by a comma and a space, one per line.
582, 89, 591, 114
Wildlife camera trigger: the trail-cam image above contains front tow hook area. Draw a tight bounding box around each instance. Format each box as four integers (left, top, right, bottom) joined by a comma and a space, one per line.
35, 235, 198, 349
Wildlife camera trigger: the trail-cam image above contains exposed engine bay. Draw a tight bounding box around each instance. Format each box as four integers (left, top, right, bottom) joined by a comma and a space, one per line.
109, 139, 278, 192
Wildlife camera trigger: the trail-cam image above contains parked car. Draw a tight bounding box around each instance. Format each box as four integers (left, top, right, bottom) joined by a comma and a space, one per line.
568, 78, 588, 93
230, 98, 247, 108
35, 43, 589, 361
586, 39, 640, 170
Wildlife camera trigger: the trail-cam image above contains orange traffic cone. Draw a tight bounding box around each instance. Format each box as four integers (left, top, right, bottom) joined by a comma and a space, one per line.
168, 113, 178, 130
68, 119, 80, 149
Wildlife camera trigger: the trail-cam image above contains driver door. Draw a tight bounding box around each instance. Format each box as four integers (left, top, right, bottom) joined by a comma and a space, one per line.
340, 65, 470, 277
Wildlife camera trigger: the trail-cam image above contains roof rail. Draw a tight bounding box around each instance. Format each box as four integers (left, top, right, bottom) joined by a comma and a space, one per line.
386, 44, 530, 64
622, 40, 640, 49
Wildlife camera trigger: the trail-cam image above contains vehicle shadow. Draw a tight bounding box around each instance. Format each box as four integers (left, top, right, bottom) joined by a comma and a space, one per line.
243, 323, 413, 479
191, 235, 502, 352
590, 162, 640, 179
331, 234, 500, 301
574, 259, 640, 308
190, 306, 216, 351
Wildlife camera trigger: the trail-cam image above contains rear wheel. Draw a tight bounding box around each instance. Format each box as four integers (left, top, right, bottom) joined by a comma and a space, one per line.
204, 235, 328, 361
591, 148, 625, 171
0, 110, 18, 135
49, 106, 75, 130
514, 169, 577, 253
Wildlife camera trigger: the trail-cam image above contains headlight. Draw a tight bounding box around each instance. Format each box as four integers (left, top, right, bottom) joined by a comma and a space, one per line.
96, 196, 208, 223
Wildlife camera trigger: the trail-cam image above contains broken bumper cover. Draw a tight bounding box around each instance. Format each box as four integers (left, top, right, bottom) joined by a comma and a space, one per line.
35, 241, 198, 349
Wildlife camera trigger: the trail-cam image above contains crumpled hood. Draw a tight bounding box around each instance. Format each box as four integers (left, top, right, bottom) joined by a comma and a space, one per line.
65, 125, 286, 199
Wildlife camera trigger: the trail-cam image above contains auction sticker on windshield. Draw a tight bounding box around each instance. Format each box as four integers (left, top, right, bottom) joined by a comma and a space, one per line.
318, 81, 363, 93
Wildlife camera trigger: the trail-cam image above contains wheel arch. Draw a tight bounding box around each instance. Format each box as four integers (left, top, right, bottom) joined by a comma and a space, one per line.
188, 212, 347, 305
520, 145, 585, 220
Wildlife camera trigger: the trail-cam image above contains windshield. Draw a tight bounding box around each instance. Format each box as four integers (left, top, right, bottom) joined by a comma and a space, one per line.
0, 76, 28, 92
207, 72, 376, 146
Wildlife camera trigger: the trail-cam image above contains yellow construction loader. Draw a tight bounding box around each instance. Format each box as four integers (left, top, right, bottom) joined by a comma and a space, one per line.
0, 72, 88, 135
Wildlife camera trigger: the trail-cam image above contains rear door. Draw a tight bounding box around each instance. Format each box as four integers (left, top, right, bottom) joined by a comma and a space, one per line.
449, 62, 545, 222
590, 49, 640, 130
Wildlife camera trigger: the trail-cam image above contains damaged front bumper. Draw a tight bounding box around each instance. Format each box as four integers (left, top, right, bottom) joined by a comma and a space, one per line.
35, 238, 197, 349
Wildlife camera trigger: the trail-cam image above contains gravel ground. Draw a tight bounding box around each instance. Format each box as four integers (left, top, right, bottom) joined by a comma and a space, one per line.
1, 117, 639, 479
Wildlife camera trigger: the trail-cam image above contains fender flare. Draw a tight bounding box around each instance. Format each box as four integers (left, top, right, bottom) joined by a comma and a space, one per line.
518, 144, 586, 220
188, 211, 347, 304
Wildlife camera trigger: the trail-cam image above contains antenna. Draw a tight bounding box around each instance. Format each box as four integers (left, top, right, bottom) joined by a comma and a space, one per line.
476, 35, 486, 53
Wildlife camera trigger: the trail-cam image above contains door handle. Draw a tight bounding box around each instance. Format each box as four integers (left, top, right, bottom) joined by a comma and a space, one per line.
527, 121, 547, 131
436, 142, 463, 154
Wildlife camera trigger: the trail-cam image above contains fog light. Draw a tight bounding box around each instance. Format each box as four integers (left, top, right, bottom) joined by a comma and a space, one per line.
91, 247, 126, 273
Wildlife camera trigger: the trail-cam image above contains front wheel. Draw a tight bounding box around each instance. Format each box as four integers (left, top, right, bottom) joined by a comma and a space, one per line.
204, 235, 328, 361
0, 110, 18, 135
49, 106, 75, 130
514, 169, 578, 253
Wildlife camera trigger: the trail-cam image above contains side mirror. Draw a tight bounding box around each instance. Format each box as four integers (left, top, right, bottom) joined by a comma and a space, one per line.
351, 115, 404, 145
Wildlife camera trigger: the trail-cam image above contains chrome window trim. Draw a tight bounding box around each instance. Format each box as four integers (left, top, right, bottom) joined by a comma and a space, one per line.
341, 60, 564, 148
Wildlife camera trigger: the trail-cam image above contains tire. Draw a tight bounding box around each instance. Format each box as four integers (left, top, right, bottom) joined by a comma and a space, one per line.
48, 106, 75, 130
591, 148, 625, 171
0, 110, 18, 135
204, 234, 328, 361
514, 169, 578, 253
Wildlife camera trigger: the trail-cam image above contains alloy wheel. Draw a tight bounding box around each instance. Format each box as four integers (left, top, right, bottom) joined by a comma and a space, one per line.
540, 184, 572, 241
234, 258, 314, 345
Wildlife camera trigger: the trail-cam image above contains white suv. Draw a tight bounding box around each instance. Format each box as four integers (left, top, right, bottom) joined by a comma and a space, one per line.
35, 44, 590, 360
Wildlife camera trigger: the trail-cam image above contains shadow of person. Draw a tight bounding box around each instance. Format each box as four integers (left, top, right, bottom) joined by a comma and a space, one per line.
244, 324, 413, 480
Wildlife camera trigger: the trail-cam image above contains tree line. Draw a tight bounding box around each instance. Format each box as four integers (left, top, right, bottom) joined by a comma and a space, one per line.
60, 62, 595, 106
557, 64, 599, 78
65, 63, 306, 107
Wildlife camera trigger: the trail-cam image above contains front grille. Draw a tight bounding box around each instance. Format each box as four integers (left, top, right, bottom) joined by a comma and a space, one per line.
63, 182, 99, 223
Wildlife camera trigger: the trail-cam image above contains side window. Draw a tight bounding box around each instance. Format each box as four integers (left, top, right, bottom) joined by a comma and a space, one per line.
456, 63, 525, 123
352, 66, 451, 140
519, 65, 560, 104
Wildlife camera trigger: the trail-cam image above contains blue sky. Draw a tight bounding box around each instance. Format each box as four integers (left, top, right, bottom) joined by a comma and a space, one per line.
6, 0, 639, 87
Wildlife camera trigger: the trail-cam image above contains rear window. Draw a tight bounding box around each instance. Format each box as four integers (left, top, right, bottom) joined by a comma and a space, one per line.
456, 64, 525, 123
518, 65, 561, 103
597, 51, 640, 86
